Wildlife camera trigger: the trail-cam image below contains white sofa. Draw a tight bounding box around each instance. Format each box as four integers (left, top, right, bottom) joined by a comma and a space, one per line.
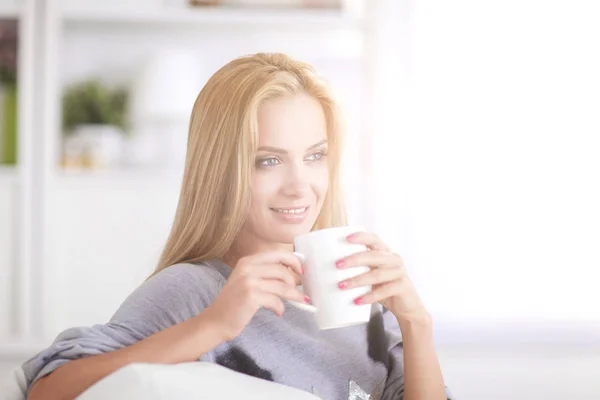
0, 362, 321, 400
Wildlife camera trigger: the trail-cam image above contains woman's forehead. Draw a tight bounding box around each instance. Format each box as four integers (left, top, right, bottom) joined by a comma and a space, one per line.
257, 94, 327, 148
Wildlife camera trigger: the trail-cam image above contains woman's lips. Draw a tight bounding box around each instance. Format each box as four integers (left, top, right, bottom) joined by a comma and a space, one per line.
270, 206, 310, 223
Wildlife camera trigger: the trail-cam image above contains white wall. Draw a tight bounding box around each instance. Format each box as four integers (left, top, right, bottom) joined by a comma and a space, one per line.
367, 0, 600, 336
0, 176, 16, 341
365, 1, 600, 397
45, 178, 181, 334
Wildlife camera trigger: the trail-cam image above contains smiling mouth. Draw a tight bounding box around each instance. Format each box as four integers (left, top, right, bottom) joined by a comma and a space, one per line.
270, 206, 309, 214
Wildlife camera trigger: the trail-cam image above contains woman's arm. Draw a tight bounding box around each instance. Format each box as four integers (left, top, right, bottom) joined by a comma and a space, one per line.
27, 309, 228, 400
399, 313, 447, 400
23, 263, 226, 400
337, 232, 452, 399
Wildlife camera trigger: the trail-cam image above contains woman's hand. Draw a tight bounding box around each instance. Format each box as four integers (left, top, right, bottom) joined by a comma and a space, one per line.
203, 251, 308, 341
335, 232, 431, 326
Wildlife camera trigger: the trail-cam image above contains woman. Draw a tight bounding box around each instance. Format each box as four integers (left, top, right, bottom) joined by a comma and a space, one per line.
23, 53, 453, 400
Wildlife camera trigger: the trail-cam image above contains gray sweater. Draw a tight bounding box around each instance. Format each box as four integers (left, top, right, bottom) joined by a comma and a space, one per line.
22, 259, 454, 400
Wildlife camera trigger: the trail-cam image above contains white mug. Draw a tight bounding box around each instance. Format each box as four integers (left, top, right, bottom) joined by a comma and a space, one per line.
289, 226, 372, 330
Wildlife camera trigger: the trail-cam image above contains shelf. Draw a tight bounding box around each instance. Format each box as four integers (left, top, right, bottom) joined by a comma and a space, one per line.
0, 3, 20, 19
53, 168, 184, 187
61, 6, 364, 30
59, 6, 365, 60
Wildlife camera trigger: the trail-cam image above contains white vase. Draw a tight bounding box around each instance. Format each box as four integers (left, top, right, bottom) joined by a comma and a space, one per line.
65, 124, 126, 169
127, 48, 199, 173
130, 49, 201, 122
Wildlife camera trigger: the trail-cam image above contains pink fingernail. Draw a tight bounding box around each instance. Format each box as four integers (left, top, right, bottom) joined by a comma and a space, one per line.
346, 233, 356, 240
354, 297, 363, 305
338, 280, 349, 289
301, 266, 305, 274
335, 259, 346, 268
304, 296, 311, 304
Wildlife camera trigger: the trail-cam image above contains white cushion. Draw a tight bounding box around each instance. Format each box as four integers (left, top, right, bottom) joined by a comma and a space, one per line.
78, 362, 321, 400
0, 365, 28, 400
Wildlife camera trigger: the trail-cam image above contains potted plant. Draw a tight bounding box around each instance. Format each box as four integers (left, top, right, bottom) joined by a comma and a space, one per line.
62, 80, 129, 169
0, 21, 18, 166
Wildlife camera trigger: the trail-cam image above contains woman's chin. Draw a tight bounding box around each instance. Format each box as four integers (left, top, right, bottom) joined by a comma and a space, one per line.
270, 221, 315, 242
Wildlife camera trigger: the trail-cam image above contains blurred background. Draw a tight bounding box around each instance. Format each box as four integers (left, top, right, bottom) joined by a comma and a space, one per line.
0, 0, 599, 399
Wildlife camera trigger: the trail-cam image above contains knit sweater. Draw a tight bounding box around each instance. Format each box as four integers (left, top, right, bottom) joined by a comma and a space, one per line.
22, 259, 454, 400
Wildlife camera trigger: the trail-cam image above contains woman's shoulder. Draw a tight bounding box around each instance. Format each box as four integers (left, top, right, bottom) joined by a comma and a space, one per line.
149, 259, 230, 290
133, 260, 226, 302
110, 259, 228, 322
157, 259, 228, 286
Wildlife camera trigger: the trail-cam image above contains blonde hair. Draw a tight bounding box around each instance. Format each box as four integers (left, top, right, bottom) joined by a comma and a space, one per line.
150, 53, 347, 278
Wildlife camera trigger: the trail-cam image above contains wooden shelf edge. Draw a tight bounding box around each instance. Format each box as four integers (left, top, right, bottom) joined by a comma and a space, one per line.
0, 166, 18, 182
0, 4, 20, 19
60, 6, 364, 29
52, 168, 184, 186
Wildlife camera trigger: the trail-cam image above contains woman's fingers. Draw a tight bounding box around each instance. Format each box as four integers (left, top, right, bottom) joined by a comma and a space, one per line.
356, 280, 403, 305
337, 250, 402, 270
249, 263, 298, 287
250, 251, 304, 276
260, 279, 308, 304
338, 267, 403, 290
346, 231, 390, 251
254, 291, 286, 317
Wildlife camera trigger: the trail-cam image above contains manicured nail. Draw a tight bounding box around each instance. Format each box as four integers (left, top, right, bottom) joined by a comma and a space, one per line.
335, 259, 346, 268
301, 266, 305, 274
304, 296, 311, 304
354, 297, 363, 305
338, 280, 349, 289
346, 233, 356, 240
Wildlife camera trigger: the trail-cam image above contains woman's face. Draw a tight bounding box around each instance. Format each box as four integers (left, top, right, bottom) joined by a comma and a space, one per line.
244, 93, 329, 246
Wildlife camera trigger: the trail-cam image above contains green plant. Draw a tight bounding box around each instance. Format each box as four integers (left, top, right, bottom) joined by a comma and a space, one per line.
62, 80, 129, 134
0, 21, 18, 165
1, 84, 17, 165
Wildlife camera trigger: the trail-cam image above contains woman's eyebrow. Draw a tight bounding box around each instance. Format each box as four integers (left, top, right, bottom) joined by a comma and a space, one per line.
257, 139, 328, 154
256, 146, 287, 154
306, 139, 328, 151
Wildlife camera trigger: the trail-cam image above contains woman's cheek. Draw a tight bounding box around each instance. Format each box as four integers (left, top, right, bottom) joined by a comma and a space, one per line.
315, 166, 329, 203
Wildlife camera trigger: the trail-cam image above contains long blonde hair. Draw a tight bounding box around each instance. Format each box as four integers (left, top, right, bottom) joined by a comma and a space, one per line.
150, 53, 347, 278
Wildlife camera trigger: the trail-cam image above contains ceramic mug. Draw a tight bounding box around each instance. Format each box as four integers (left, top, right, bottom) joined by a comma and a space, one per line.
288, 226, 372, 330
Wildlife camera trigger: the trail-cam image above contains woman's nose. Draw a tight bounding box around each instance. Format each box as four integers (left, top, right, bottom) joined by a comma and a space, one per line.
281, 163, 310, 197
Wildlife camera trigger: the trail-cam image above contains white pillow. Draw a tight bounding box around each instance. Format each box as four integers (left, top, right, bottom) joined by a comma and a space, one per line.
77, 362, 322, 400
0, 365, 28, 400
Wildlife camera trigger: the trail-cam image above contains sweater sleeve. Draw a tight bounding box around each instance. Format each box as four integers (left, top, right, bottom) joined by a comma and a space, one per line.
21, 263, 224, 394
380, 308, 456, 400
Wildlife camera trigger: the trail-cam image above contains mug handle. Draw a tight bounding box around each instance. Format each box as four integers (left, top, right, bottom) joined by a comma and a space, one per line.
288, 299, 317, 313
288, 252, 317, 313
293, 252, 305, 263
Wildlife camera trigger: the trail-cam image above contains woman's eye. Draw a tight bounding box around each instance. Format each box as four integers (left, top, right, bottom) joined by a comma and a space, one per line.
306, 151, 326, 162
256, 157, 280, 168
